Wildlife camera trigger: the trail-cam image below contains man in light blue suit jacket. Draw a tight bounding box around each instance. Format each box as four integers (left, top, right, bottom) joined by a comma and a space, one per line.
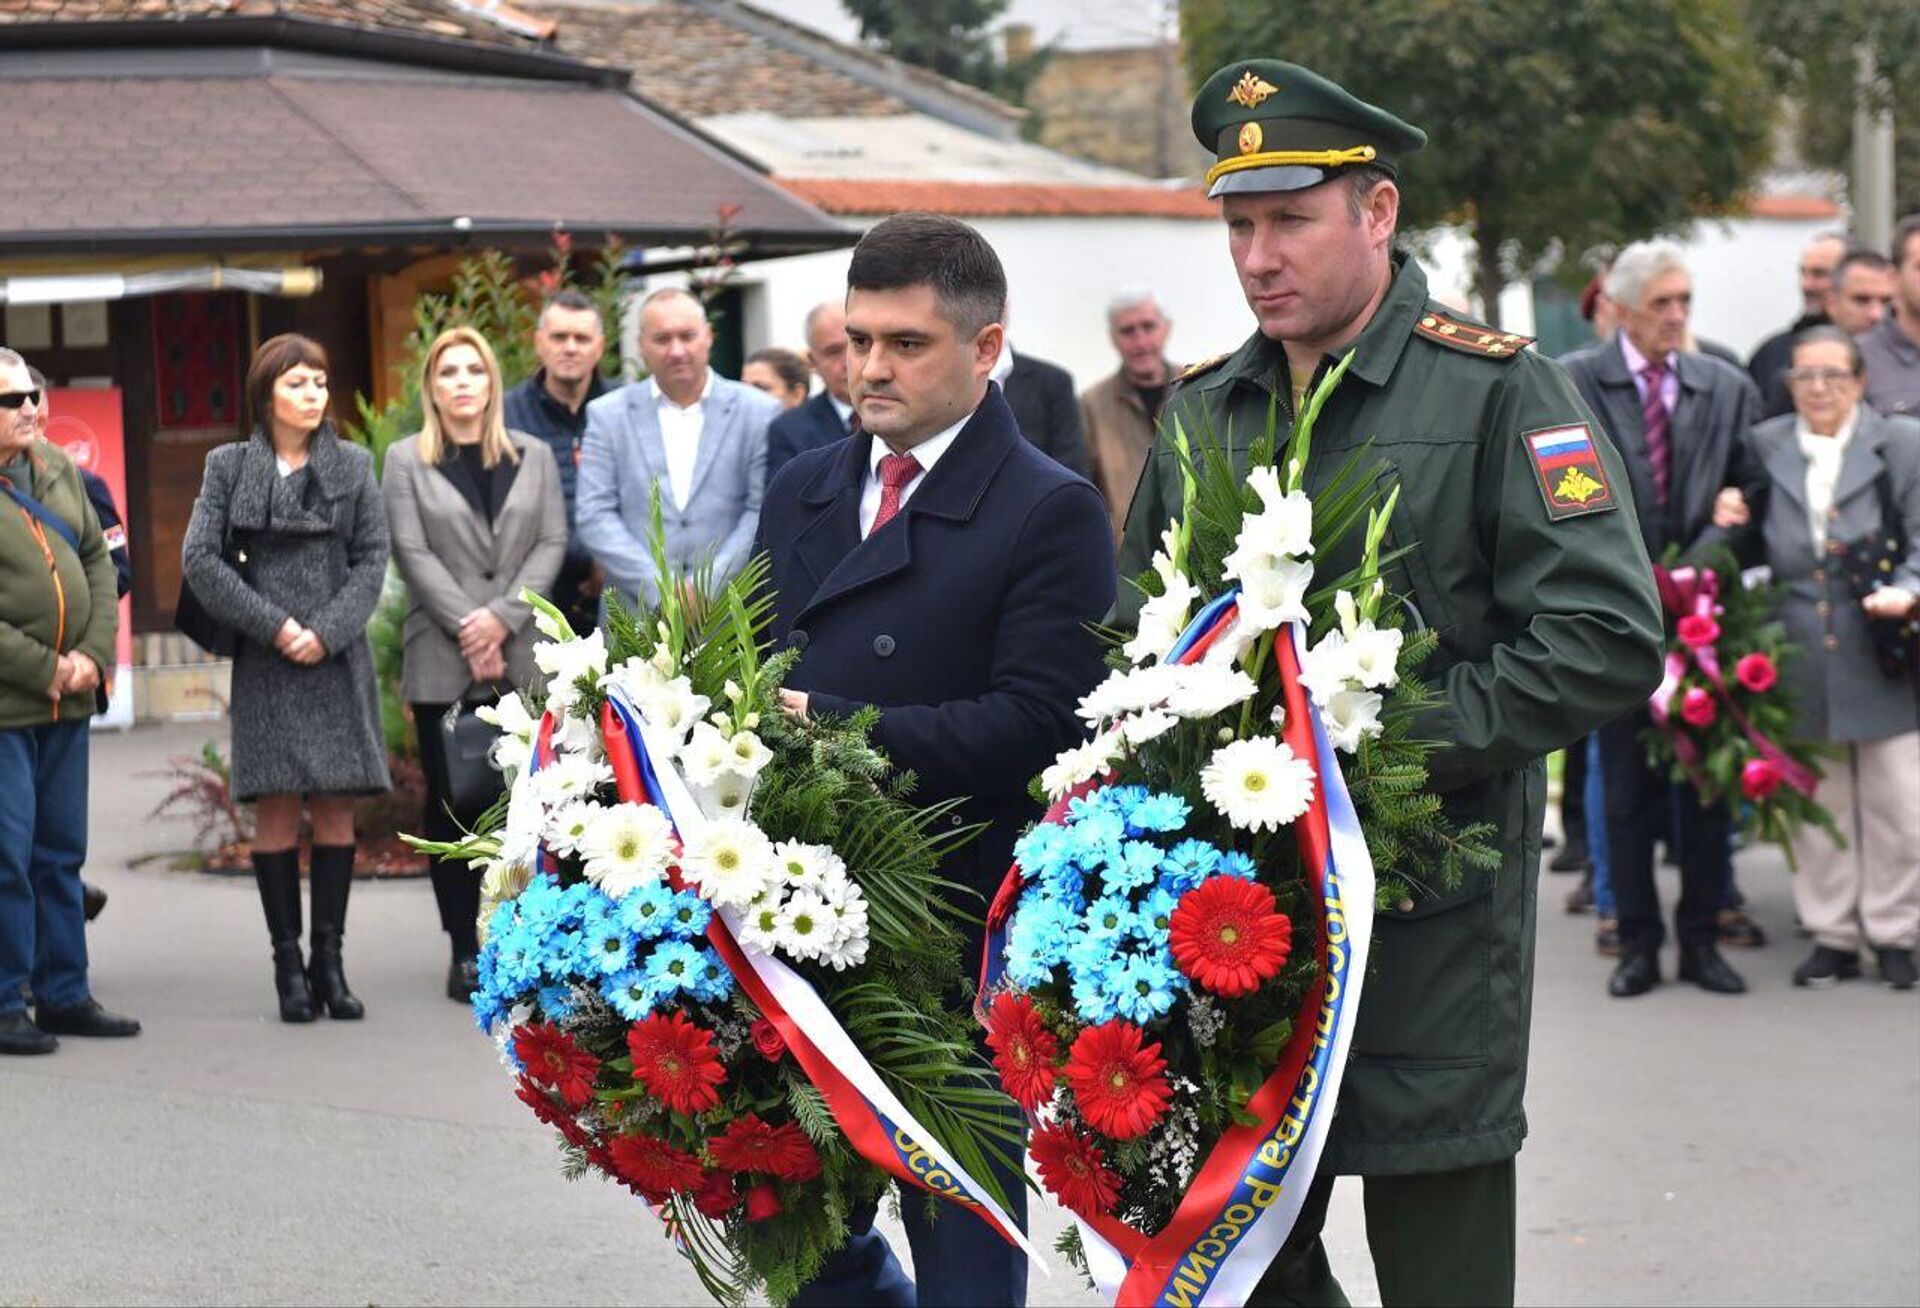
577, 288, 779, 614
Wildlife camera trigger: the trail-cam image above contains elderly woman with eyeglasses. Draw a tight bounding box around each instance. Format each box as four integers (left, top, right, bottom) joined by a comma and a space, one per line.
1718, 325, 1920, 990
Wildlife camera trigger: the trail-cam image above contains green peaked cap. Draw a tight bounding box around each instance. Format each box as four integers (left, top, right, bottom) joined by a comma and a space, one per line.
1191, 59, 1426, 199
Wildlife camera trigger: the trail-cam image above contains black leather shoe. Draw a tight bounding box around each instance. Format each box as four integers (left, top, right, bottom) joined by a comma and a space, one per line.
1608, 951, 1660, 997
0, 1009, 56, 1055
34, 998, 141, 1037
1877, 947, 1917, 991
1679, 945, 1747, 994
82, 881, 108, 922
1563, 872, 1594, 915
1594, 918, 1622, 957
447, 955, 480, 1003
1548, 843, 1590, 873
1792, 945, 1861, 988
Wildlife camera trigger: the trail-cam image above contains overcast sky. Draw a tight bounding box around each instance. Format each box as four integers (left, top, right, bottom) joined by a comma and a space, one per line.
766, 0, 1178, 53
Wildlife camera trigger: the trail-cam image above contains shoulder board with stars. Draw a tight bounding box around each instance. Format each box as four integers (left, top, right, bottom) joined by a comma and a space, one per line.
1414, 310, 1534, 359
1176, 353, 1232, 384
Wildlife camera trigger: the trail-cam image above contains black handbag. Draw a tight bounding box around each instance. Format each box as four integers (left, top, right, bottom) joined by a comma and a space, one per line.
1831, 468, 1920, 681
175, 475, 267, 658
437, 685, 508, 818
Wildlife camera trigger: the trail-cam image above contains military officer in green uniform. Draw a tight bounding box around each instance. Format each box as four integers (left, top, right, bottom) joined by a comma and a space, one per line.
1115, 60, 1665, 1306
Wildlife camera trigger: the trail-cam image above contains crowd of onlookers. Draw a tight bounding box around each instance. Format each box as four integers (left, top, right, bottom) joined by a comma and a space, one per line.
1, 211, 1913, 1054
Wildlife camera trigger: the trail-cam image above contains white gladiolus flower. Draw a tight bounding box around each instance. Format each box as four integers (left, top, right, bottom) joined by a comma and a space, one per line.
1124, 536, 1199, 666
1162, 663, 1258, 720
726, 729, 773, 778
1121, 709, 1179, 746
1333, 589, 1403, 689
534, 628, 608, 697
1323, 688, 1385, 754
581, 802, 676, 900
489, 731, 533, 778
602, 655, 669, 703
532, 605, 574, 643
1041, 727, 1126, 800
1242, 466, 1316, 558
477, 691, 536, 739
1297, 629, 1362, 708
1201, 736, 1315, 832
679, 819, 776, 908
632, 676, 711, 745
479, 855, 533, 906
677, 721, 736, 787
548, 710, 605, 762
1229, 552, 1313, 633
544, 800, 603, 856
690, 770, 755, 822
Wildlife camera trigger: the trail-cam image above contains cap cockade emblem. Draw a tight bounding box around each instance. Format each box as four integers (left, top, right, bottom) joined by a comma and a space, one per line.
1228, 70, 1279, 109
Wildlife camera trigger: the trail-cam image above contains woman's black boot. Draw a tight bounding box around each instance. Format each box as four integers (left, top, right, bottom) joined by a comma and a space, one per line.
252, 848, 315, 1023
307, 843, 366, 1020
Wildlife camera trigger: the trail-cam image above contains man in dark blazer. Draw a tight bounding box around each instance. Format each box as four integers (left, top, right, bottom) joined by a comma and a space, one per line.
766, 299, 858, 481
1562, 238, 1764, 1000
996, 337, 1092, 479
760, 214, 1114, 1308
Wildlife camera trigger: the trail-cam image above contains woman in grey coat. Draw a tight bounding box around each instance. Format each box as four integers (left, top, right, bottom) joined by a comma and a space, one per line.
383, 326, 566, 1001
1732, 326, 1920, 991
181, 334, 391, 1023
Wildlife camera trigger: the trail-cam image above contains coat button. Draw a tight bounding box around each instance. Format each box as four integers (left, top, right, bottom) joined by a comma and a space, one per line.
1824, 635, 1840, 650
790, 629, 810, 651
949, 814, 963, 827
873, 635, 896, 657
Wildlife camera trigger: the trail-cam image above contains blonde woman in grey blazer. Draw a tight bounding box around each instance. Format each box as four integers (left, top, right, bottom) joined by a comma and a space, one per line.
383, 327, 567, 998
1736, 326, 1920, 990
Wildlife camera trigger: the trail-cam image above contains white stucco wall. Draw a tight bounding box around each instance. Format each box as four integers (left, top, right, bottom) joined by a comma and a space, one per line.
1672, 216, 1842, 360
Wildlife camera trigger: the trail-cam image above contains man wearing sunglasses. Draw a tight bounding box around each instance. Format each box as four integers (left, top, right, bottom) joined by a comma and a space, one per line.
0, 347, 140, 1055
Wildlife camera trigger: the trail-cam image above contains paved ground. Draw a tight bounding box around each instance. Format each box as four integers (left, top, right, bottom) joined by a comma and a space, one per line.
3, 720, 1916, 1307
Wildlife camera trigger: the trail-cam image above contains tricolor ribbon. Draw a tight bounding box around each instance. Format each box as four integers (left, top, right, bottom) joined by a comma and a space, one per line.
983, 600, 1376, 1306
594, 690, 1041, 1264
1649, 565, 1817, 796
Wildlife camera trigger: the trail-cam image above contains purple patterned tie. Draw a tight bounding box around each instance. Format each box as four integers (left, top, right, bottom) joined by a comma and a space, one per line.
1640, 359, 1671, 507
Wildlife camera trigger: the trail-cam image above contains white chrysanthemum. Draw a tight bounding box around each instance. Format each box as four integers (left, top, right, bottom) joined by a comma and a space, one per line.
533, 754, 613, 804
1297, 630, 1359, 708
818, 918, 870, 970
691, 770, 755, 822
1201, 735, 1315, 832
737, 892, 786, 955
633, 676, 711, 745
544, 800, 603, 856
1162, 663, 1258, 720
1120, 709, 1179, 746
774, 889, 833, 961
771, 840, 844, 890
1228, 551, 1313, 633
1241, 466, 1316, 558
1040, 726, 1125, 800
1323, 688, 1385, 754
680, 818, 776, 908
818, 878, 870, 970
581, 802, 675, 900
678, 721, 735, 787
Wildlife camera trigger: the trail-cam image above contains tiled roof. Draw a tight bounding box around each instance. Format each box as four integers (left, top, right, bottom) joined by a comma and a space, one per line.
776, 177, 1218, 220
1746, 195, 1843, 220
0, 0, 527, 46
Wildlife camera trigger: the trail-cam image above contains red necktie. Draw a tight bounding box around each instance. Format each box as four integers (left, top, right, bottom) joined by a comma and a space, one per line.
1640, 359, 1671, 507
868, 452, 921, 536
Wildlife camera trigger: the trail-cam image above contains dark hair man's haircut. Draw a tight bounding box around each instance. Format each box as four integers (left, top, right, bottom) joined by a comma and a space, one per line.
245, 333, 330, 431
539, 289, 602, 327
1892, 213, 1920, 271
1834, 249, 1893, 285
1791, 324, 1866, 375
846, 212, 1007, 340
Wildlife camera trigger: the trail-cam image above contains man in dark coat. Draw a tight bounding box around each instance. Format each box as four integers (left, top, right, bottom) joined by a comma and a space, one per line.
1748, 231, 1848, 419
761, 213, 1115, 1308
1561, 237, 1765, 1000
766, 300, 857, 481
997, 339, 1092, 478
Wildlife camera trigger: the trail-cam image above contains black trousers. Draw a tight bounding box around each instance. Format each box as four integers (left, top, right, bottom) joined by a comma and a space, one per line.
1560, 733, 1588, 851
1598, 712, 1731, 955
411, 701, 497, 959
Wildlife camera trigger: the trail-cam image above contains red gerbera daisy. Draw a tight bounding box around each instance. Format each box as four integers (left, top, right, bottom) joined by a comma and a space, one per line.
706, 1114, 822, 1183
515, 1075, 594, 1150
607, 1131, 704, 1202
626, 1012, 728, 1116
512, 1021, 601, 1110
1168, 877, 1292, 997
1064, 1020, 1171, 1140
985, 991, 1060, 1112
1029, 1120, 1121, 1217
691, 1168, 740, 1219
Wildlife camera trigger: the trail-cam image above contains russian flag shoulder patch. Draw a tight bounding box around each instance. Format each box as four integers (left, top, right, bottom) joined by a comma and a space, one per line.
1523, 423, 1616, 520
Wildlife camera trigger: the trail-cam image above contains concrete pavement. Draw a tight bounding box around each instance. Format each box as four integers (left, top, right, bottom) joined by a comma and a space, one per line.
2, 720, 1915, 1306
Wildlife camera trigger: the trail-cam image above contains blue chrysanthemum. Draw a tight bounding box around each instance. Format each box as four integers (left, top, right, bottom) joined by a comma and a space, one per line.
642, 940, 706, 999
1015, 822, 1077, 879
1135, 886, 1179, 941
1066, 790, 1118, 826
1103, 784, 1152, 820
1217, 849, 1260, 881
1105, 950, 1181, 1024
686, 947, 735, 1003
1103, 838, 1165, 894
618, 881, 675, 939
1127, 791, 1191, 835
1007, 890, 1079, 983
1068, 809, 1126, 868
488, 926, 544, 993
604, 966, 655, 1021
1159, 838, 1224, 892
663, 892, 714, 941
585, 916, 635, 976
1071, 966, 1121, 1024
1036, 860, 1088, 911
537, 982, 579, 1021
1083, 893, 1138, 942
513, 874, 567, 931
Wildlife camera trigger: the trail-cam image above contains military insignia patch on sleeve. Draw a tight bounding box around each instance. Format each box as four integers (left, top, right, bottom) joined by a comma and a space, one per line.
1524, 424, 1616, 520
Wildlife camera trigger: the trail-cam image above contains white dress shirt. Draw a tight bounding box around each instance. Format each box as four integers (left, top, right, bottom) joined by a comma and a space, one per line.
828, 393, 856, 433
1796, 408, 1859, 549
859, 413, 966, 536
651, 375, 711, 511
